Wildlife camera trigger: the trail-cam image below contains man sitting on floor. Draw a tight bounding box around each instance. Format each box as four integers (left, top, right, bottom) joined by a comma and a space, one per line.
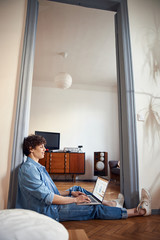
16, 134, 151, 222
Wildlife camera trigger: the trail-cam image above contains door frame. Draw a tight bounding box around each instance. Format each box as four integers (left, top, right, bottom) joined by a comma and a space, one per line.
8, 0, 139, 208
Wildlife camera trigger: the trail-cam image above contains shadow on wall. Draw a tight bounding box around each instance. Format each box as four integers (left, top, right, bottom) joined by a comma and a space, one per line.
136, 93, 160, 147
142, 18, 160, 83
144, 97, 160, 144
136, 17, 160, 147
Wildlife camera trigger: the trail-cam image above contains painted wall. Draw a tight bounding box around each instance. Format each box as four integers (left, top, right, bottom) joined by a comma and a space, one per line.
29, 86, 119, 180
128, 0, 160, 209
0, 0, 26, 209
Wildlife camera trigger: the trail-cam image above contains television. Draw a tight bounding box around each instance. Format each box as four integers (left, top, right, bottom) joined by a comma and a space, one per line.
35, 131, 60, 151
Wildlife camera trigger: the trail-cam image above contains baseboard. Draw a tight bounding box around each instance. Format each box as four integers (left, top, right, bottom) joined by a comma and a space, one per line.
151, 209, 160, 215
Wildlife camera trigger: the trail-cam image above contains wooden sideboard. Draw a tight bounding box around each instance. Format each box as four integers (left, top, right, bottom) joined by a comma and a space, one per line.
39, 152, 85, 180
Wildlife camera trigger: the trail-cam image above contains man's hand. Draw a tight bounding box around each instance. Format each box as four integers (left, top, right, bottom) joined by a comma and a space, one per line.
75, 194, 91, 204
52, 193, 91, 205
52, 193, 89, 205
71, 191, 86, 197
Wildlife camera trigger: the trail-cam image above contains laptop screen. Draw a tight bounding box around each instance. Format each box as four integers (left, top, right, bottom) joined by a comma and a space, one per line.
92, 177, 109, 202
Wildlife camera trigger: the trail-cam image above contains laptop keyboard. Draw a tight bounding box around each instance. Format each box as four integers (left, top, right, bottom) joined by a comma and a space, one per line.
88, 195, 98, 203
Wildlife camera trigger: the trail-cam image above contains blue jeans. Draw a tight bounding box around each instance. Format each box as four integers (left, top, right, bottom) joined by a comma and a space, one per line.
58, 186, 128, 221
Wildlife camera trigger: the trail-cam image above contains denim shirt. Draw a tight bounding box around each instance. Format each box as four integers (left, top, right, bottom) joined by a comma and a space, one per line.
16, 157, 60, 221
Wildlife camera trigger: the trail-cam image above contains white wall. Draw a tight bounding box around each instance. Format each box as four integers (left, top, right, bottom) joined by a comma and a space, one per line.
128, 0, 160, 209
0, 0, 27, 209
29, 86, 119, 180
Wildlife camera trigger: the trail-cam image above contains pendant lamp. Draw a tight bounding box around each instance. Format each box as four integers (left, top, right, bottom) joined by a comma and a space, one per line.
54, 72, 72, 89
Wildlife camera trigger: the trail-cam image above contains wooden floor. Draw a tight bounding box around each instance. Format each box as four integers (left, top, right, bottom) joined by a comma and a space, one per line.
55, 181, 160, 240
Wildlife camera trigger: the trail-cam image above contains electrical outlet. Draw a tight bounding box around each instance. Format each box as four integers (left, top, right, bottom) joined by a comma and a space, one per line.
137, 113, 145, 122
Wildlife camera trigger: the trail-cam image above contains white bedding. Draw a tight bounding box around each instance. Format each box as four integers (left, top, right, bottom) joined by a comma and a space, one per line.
0, 209, 68, 240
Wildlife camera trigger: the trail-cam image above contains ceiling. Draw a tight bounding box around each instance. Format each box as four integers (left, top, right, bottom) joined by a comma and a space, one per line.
32, 0, 117, 91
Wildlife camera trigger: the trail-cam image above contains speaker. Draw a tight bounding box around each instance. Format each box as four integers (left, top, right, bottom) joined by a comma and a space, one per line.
94, 152, 108, 176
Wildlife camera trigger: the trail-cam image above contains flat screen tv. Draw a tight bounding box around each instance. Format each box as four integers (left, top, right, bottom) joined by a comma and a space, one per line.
35, 131, 60, 150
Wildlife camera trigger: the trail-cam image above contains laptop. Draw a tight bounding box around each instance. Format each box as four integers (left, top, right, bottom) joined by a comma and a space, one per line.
77, 177, 109, 205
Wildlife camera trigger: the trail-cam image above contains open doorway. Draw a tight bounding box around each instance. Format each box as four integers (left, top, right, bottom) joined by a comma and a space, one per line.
8, 0, 139, 209
29, 0, 119, 181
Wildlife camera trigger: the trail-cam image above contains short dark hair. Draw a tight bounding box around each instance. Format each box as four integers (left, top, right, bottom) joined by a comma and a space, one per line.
23, 134, 46, 156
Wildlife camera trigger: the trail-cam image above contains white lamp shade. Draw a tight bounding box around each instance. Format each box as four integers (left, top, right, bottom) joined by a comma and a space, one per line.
55, 72, 72, 89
